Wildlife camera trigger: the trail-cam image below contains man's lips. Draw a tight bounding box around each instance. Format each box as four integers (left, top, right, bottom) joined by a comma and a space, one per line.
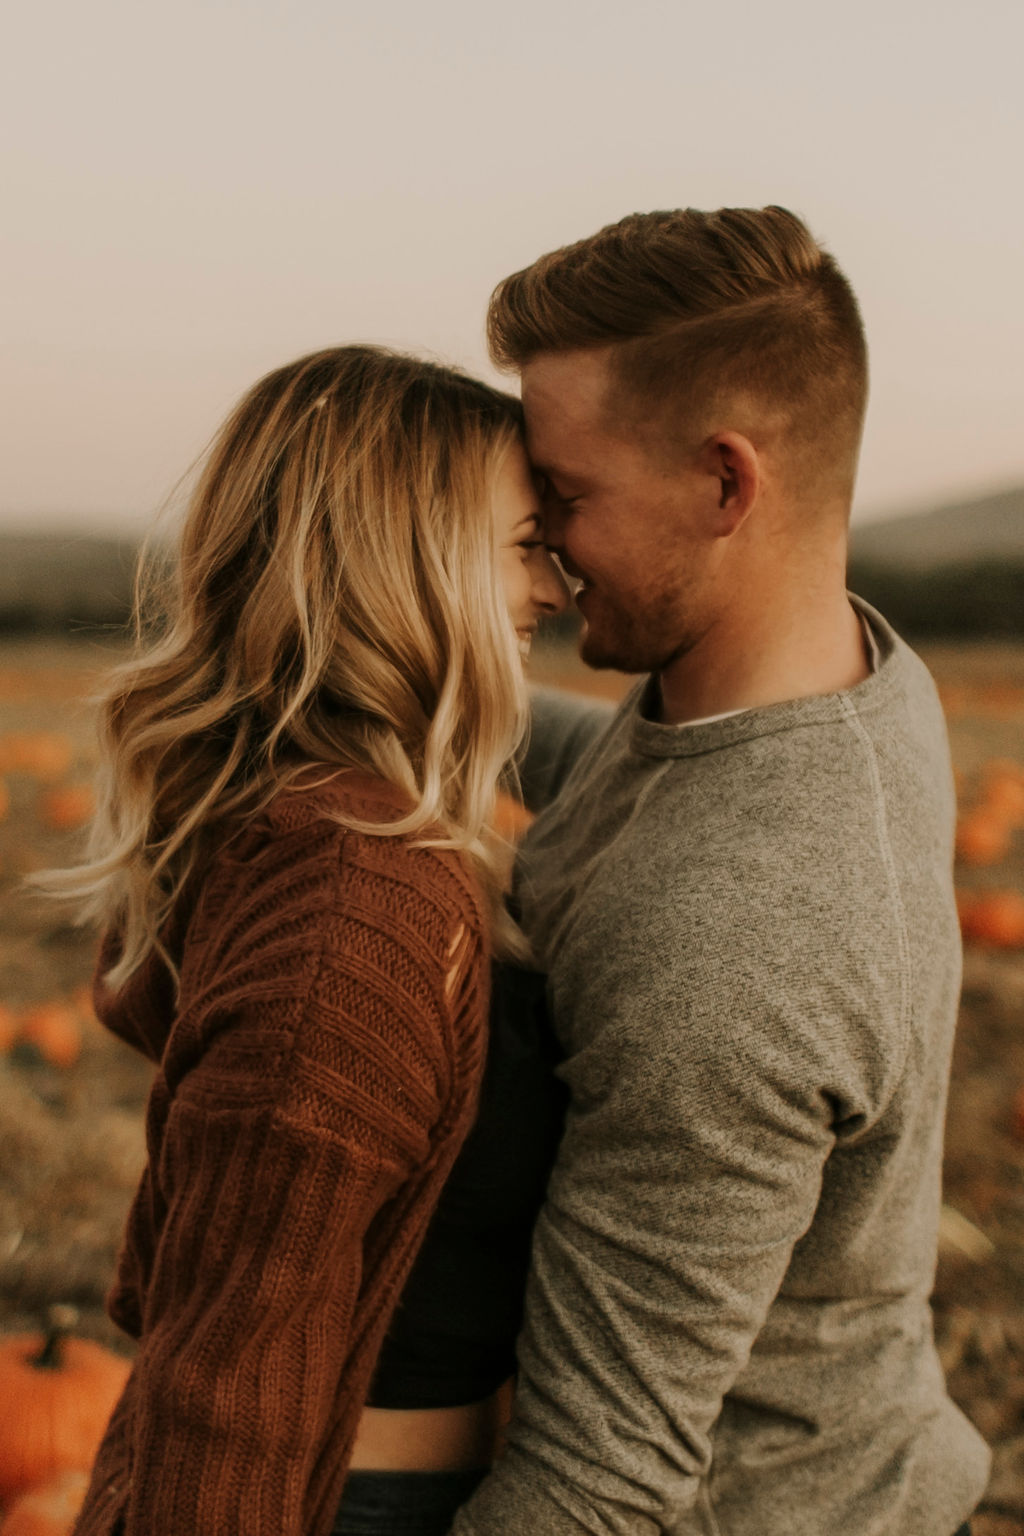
551, 552, 586, 590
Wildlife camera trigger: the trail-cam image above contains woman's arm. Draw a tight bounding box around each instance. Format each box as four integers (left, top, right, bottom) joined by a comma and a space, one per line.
119, 1096, 417, 1533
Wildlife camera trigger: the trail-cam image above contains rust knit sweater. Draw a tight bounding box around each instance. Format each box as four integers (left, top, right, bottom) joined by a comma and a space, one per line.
73, 771, 490, 1536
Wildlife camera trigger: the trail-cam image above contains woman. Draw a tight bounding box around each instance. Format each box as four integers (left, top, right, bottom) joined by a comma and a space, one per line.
47, 345, 567, 1536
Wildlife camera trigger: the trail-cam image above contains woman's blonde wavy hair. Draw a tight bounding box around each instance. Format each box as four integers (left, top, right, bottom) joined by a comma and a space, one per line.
44, 345, 529, 988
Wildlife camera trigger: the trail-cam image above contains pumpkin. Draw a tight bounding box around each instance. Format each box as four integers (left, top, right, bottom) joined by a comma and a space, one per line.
955, 812, 1010, 867
982, 767, 1024, 826
492, 791, 535, 842
0, 1468, 89, 1536
0, 778, 9, 824
954, 890, 979, 939
37, 785, 95, 833
16, 1004, 82, 1070
0, 1309, 130, 1507
0, 734, 73, 783
965, 890, 1024, 949
69, 985, 102, 1039
0, 1004, 18, 1054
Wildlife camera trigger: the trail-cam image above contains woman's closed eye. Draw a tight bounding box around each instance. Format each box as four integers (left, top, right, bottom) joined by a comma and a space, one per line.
510, 514, 545, 556
518, 536, 545, 557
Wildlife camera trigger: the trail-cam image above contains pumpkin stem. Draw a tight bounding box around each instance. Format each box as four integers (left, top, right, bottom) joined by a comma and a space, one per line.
30, 1303, 80, 1370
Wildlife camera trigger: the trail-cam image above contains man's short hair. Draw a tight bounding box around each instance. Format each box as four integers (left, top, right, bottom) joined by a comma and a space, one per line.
488, 206, 868, 492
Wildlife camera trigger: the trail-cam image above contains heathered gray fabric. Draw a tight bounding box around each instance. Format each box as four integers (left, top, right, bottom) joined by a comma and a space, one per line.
452, 598, 990, 1536
517, 685, 617, 811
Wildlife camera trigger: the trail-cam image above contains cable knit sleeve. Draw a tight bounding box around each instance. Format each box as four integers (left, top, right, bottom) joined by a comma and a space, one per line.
75, 812, 488, 1536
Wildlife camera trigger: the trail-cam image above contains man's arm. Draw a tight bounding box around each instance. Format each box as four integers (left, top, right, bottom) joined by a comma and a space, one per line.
516, 686, 617, 814
449, 950, 881, 1534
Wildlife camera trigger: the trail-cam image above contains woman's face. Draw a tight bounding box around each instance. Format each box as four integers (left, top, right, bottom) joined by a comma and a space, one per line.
494, 440, 571, 661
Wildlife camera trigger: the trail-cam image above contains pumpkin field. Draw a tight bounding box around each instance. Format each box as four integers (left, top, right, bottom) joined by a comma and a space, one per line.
1, 633, 1024, 1532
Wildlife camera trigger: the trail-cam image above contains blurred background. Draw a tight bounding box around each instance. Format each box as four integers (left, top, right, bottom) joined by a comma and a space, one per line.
1, 0, 1023, 1530
2, 0, 1023, 630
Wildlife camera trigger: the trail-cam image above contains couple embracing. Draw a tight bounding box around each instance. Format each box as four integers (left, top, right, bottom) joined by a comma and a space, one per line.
60, 205, 989, 1535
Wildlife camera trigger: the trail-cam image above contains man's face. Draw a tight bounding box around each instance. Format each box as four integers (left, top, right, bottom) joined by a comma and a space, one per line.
521, 349, 716, 674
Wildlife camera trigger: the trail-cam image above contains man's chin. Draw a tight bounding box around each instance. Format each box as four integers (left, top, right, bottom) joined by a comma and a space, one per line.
579, 613, 676, 676
579, 624, 638, 675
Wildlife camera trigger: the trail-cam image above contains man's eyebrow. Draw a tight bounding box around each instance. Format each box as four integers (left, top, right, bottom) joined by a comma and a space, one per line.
531, 461, 583, 487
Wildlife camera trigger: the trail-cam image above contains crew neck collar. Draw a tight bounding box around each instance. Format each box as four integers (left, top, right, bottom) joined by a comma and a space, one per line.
629, 595, 900, 760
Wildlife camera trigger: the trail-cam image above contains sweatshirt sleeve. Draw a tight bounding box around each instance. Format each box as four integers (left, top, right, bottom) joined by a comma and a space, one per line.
106, 839, 484, 1536
450, 955, 853, 1534
517, 687, 616, 813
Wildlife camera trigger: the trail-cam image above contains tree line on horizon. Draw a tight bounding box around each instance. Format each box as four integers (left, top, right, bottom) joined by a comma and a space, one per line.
847, 559, 1024, 640
0, 536, 1022, 641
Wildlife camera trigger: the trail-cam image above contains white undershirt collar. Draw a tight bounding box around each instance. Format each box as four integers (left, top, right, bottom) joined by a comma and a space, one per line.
668, 611, 880, 731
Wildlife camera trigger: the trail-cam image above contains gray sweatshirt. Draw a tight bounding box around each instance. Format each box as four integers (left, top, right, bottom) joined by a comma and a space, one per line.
452, 598, 989, 1536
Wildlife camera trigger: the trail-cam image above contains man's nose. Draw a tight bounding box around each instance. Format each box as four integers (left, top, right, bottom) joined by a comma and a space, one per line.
534, 552, 571, 615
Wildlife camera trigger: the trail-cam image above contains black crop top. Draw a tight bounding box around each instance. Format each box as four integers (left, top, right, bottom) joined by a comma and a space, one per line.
366, 961, 568, 1409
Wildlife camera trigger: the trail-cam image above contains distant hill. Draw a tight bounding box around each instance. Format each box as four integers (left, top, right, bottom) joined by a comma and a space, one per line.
850, 484, 1024, 570
1, 482, 1022, 637
848, 484, 1024, 638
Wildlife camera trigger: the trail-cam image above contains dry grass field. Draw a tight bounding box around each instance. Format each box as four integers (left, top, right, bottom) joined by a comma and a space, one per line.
1, 632, 1023, 1532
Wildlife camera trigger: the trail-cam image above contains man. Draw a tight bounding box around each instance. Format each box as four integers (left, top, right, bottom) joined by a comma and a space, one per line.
451, 207, 989, 1534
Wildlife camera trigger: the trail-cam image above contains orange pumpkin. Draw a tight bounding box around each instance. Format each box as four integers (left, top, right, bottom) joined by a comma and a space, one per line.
0, 1309, 130, 1507
955, 812, 1011, 867
492, 791, 535, 842
0, 733, 73, 783
0, 1468, 89, 1535
0, 1004, 18, 1054
965, 890, 1024, 949
982, 768, 1024, 826
69, 985, 102, 1039
954, 890, 979, 939
16, 1004, 82, 1070
37, 785, 95, 833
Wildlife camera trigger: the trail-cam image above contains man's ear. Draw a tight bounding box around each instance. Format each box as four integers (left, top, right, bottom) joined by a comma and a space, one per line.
697, 432, 760, 538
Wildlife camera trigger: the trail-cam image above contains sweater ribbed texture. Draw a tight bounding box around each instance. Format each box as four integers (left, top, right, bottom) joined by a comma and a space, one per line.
72, 772, 489, 1536
453, 598, 990, 1536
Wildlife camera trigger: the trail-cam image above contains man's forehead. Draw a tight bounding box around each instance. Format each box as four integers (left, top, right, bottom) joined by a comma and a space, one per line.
521, 349, 615, 468
522, 351, 615, 417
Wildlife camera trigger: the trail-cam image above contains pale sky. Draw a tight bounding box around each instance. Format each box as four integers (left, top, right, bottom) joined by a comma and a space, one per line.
3, 0, 1022, 532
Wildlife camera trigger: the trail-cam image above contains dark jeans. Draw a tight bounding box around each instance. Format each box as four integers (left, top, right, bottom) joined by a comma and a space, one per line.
332, 1468, 486, 1535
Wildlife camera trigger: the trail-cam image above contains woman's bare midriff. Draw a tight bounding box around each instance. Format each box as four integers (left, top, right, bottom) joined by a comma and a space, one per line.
349, 1379, 515, 1472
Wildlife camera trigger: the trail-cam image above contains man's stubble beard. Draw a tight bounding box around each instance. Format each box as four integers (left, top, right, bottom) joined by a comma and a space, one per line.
578, 582, 700, 676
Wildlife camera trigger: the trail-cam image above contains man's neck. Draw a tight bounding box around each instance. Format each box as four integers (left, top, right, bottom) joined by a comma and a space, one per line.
656, 589, 871, 728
